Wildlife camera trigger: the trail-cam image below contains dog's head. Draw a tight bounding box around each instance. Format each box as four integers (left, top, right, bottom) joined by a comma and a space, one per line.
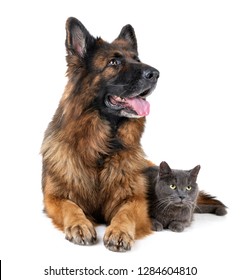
65, 17, 159, 119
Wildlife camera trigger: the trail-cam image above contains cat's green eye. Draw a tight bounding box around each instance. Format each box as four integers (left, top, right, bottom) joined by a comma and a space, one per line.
170, 184, 177, 190
186, 186, 192, 191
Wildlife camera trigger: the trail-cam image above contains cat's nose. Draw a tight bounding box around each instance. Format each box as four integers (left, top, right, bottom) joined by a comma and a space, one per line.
179, 195, 186, 200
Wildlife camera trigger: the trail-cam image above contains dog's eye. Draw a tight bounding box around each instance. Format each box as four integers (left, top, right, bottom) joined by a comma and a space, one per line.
108, 58, 121, 66
133, 56, 141, 62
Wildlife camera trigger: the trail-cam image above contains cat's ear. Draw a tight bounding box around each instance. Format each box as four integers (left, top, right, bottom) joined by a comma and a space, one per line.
159, 161, 172, 178
65, 17, 95, 57
190, 165, 201, 180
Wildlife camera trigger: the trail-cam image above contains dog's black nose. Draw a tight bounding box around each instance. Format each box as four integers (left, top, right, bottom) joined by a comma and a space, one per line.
143, 68, 160, 82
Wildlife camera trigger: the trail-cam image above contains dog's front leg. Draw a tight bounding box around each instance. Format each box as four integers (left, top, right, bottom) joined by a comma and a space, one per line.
44, 192, 97, 245
103, 198, 151, 252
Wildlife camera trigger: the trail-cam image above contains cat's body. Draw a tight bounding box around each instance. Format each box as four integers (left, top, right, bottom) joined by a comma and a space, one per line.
146, 161, 227, 232
145, 162, 227, 231
147, 162, 200, 232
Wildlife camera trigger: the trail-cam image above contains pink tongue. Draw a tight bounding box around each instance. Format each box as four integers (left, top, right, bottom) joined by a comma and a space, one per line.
125, 97, 150, 116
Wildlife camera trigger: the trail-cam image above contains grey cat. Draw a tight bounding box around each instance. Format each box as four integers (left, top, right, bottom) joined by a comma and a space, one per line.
147, 161, 201, 232
145, 161, 227, 232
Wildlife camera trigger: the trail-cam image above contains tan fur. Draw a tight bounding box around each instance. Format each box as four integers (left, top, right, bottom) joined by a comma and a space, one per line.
41, 74, 152, 250
42, 18, 226, 251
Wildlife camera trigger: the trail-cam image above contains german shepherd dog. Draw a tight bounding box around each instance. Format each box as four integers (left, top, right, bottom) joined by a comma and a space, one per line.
41, 17, 226, 252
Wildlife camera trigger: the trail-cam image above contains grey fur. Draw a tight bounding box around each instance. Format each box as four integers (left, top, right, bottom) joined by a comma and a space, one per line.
147, 161, 200, 232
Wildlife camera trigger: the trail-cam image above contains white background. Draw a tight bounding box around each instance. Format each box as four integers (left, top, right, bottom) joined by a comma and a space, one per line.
0, 0, 239, 279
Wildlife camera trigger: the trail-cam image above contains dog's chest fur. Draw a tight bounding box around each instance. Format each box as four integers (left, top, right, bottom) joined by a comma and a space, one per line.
42, 111, 147, 221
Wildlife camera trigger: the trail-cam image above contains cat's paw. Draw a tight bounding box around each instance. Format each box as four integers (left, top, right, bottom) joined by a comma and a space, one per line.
151, 219, 163, 231
168, 222, 184, 232
215, 206, 227, 216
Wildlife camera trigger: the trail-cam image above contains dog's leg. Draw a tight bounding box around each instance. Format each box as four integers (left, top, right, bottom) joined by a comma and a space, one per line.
195, 191, 227, 215
44, 192, 97, 245
103, 198, 151, 252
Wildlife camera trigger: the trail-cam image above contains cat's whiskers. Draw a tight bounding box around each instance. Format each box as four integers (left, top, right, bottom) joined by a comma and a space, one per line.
185, 201, 194, 212
193, 202, 202, 213
154, 197, 171, 213
161, 197, 173, 214
155, 198, 169, 208
162, 203, 171, 214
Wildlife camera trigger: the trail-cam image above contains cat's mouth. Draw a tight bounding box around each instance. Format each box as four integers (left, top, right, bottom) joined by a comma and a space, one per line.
175, 203, 185, 207
174, 200, 186, 207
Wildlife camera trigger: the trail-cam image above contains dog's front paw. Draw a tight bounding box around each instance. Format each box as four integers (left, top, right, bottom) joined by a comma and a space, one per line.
103, 227, 134, 252
65, 223, 97, 245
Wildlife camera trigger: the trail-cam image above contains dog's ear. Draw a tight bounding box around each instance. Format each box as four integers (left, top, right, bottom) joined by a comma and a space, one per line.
117, 24, 138, 52
65, 17, 95, 57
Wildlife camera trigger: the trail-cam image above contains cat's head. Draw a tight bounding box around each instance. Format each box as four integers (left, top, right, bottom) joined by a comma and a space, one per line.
155, 161, 201, 207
